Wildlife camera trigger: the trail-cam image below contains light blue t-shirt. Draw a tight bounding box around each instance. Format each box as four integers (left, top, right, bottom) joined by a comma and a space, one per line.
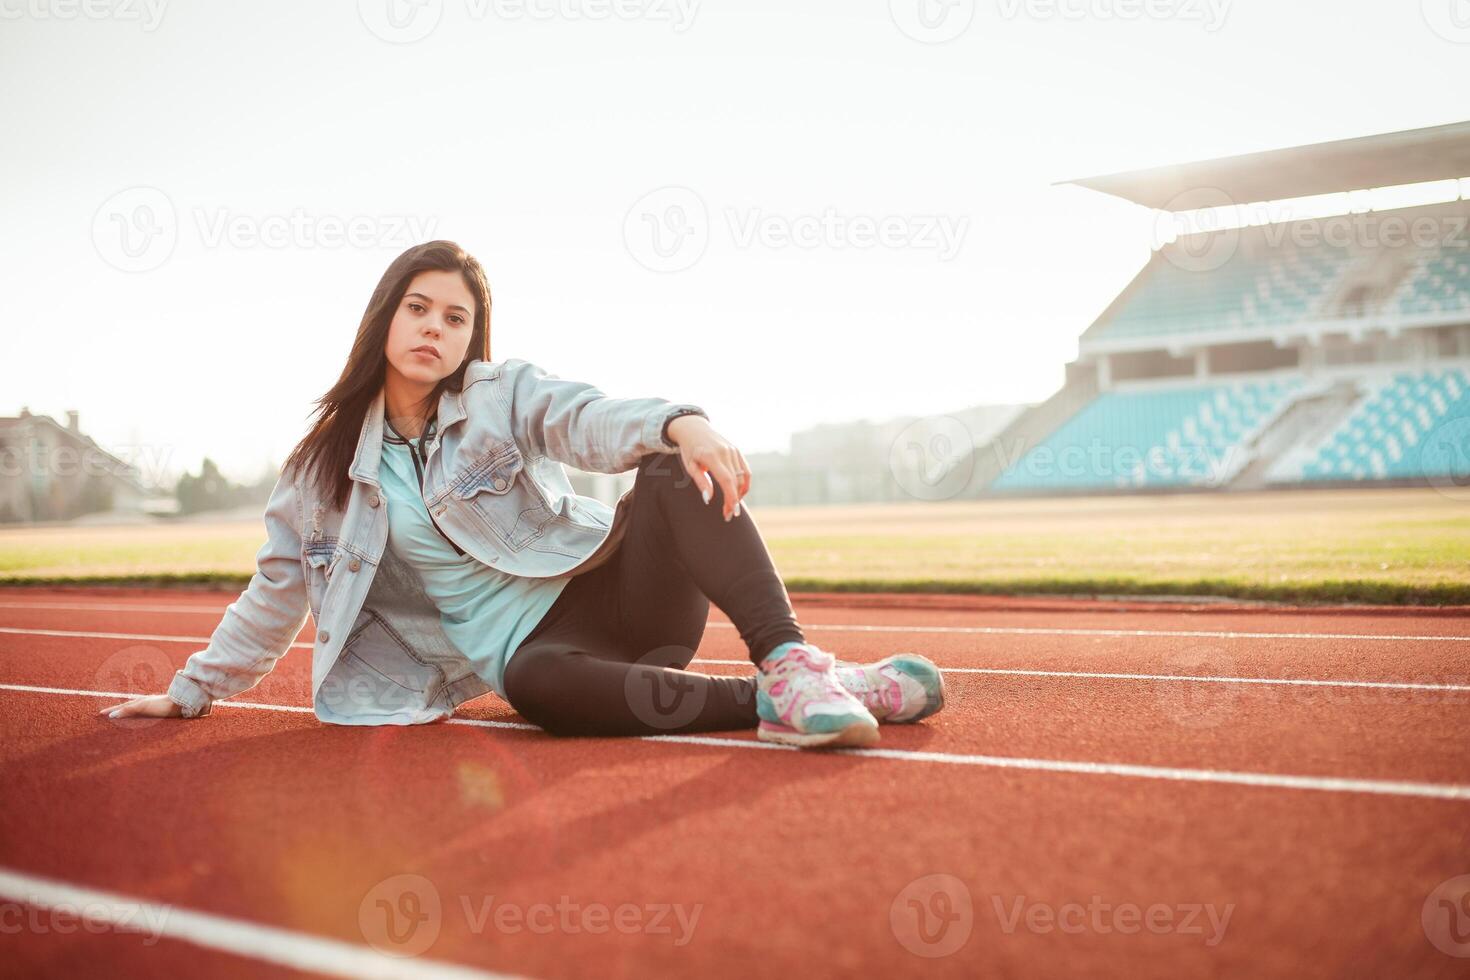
378, 433, 571, 699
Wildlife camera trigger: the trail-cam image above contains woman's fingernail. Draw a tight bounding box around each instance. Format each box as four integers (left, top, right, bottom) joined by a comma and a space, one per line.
109, 710, 120, 718
702, 487, 711, 504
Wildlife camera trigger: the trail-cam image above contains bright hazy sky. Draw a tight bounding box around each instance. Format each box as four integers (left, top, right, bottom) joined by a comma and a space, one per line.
5, 0, 1469, 486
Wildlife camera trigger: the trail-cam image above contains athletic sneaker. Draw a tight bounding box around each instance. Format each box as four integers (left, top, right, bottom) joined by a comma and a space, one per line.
834, 653, 946, 723
756, 642, 880, 748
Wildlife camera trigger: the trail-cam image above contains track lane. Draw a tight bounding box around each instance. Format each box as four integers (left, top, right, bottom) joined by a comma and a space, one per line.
3, 688, 1468, 979
3, 618, 1468, 786
4, 588, 1469, 976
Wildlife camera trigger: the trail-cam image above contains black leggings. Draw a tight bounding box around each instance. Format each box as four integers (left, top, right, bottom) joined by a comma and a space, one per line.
502, 452, 807, 736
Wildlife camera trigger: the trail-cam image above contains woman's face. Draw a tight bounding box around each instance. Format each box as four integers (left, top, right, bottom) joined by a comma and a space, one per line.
384, 269, 477, 389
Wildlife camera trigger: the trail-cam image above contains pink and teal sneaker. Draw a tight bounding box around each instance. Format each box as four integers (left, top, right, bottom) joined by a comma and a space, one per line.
834, 653, 946, 723
756, 642, 880, 748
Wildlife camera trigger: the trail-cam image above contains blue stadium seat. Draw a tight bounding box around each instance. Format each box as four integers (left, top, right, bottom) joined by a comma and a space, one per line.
1094, 240, 1356, 341
1293, 368, 1470, 481
1390, 250, 1470, 318
992, 377, 1305, 490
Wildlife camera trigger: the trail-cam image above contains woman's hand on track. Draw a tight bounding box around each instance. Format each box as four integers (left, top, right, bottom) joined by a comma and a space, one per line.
98, 694, 185, 720
667, 415, 751, 521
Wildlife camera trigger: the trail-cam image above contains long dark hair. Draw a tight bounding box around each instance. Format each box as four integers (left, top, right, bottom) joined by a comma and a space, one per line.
283, 240, 492, 512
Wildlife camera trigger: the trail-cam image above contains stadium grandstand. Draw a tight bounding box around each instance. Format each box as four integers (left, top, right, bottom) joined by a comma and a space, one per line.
976, 121, 1470, 495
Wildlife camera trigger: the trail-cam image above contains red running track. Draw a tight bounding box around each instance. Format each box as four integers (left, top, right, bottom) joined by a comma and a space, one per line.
2, 586, 1469, 978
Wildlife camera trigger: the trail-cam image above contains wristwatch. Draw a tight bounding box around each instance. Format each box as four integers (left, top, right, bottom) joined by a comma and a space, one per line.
661, 406, 709, 448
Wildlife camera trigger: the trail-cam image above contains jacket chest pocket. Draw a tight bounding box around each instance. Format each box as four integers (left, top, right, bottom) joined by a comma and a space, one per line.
303, 541, 342, 614
447, 442, 551, 551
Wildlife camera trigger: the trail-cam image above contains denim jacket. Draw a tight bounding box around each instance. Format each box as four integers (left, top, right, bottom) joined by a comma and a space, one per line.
165, 357, 707, 724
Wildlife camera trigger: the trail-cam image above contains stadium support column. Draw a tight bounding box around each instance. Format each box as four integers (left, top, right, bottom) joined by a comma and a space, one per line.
1194, 348, 1209, 380
1301, 343, 1323, 376
1097, 354, 1111, 391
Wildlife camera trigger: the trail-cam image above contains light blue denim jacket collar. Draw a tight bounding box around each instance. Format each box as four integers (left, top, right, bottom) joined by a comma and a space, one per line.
347, 377, 471, 490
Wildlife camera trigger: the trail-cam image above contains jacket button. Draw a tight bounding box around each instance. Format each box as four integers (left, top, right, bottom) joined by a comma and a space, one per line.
369, 493, 380, 508
492, 477, 508, 491
348, 558, 361, 572
319, 630, 330, 643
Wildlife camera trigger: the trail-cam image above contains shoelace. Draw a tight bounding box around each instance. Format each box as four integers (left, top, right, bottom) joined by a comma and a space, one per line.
767, 645, 851, 706
836, 661, 900, 715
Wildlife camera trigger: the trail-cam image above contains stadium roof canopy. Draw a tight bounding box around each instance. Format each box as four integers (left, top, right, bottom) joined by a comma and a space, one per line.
1059, 120, 1470, 211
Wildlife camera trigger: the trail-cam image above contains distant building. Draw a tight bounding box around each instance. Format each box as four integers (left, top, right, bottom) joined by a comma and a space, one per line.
0, 408, 149, 523
746, 403, 1029, 506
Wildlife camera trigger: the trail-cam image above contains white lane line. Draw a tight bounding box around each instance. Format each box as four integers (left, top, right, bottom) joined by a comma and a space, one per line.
7, 682, 1470, 802
0, 683, 543, 729
0, 601, 235, 614
689, 660, 1470, 692
2, 609, 1467, 643
3, 625, 1469, 694
0, 626, 293, 645
0, 867, 519, 980
716, 623, 1470, 643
